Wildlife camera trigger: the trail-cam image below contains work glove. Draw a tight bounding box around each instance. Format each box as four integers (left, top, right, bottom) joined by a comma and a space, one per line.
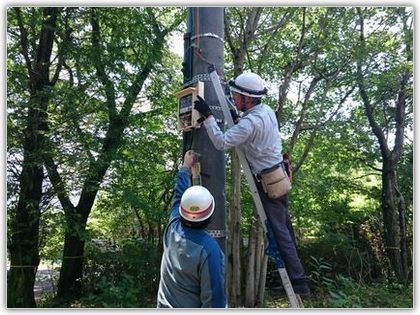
194, 95, 213, 118
230, 108, 240, 124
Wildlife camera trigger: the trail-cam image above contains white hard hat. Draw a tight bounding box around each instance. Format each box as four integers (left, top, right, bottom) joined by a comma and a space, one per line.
229, 72, 268, 98
180, 186, 215, 222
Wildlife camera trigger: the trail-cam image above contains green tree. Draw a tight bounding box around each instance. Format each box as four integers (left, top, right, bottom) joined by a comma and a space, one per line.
224, 7, 361, 307
7, 7, 60, 307
7, 7, 184, 305
355, 7, 413, 283
45, 7, 183, 301
223, 6, 413, 306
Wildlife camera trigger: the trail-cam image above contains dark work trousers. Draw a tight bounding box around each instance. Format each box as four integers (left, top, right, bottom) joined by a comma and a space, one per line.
255, 180, 306, 283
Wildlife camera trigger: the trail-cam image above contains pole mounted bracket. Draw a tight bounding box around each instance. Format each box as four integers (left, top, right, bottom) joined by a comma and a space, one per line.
191, 32, 224, 43
207, 229, 227, 238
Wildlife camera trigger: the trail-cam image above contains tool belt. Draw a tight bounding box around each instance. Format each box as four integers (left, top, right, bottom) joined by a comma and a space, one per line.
259, 163, 291, 199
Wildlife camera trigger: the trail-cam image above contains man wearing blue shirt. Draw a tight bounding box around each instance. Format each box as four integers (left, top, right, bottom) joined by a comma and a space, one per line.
157, 150, 226, 308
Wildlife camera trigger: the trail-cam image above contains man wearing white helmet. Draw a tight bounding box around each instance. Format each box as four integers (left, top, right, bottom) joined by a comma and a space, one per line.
157, 150, 226, 308
194, 72, 310, 296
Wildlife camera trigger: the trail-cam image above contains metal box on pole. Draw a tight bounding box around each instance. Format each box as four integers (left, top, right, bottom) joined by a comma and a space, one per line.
175, 81, 204, 131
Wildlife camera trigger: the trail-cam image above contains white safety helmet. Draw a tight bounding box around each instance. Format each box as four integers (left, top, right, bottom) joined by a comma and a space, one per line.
180, 186, 215, 222
229, 72, 268, 98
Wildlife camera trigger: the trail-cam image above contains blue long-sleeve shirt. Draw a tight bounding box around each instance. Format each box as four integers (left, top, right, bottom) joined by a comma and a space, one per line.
157, 167, 226, 308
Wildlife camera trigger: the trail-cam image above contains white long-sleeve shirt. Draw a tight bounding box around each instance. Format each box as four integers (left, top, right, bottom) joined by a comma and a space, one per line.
203, 103, 282, 173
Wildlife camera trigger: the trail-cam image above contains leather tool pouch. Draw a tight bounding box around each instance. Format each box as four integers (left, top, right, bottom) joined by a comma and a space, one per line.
260, 164, 291, 199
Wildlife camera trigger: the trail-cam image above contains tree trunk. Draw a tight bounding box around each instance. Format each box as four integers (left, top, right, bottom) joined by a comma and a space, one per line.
244, 215, 257, 307
256, 252, 268, 308
381, 159, 405, 283
8, 152, 43, 307
57, 235, 85, 300
396, 184, 410, 284
254, 216, 267, 308
7, 7, 59, 307
245, 209, 266, 308
227, 151, 243, 307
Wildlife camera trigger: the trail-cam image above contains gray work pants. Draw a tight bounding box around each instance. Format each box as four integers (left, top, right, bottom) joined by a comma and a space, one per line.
256, 180, 306, 283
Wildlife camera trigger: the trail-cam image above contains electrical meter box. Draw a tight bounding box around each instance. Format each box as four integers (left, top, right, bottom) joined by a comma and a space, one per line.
175, 81, 204, 131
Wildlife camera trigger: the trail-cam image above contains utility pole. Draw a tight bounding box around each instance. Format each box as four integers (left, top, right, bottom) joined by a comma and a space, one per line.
181, 7, 226, 252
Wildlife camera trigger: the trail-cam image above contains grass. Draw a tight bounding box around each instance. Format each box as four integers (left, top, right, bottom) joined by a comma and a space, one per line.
36, 270, 413, 309
264, 280, 413, 309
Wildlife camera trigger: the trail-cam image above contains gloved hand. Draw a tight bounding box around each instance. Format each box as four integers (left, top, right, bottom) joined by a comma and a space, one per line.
194, 95, 213, 118
230, 109, 240, 124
